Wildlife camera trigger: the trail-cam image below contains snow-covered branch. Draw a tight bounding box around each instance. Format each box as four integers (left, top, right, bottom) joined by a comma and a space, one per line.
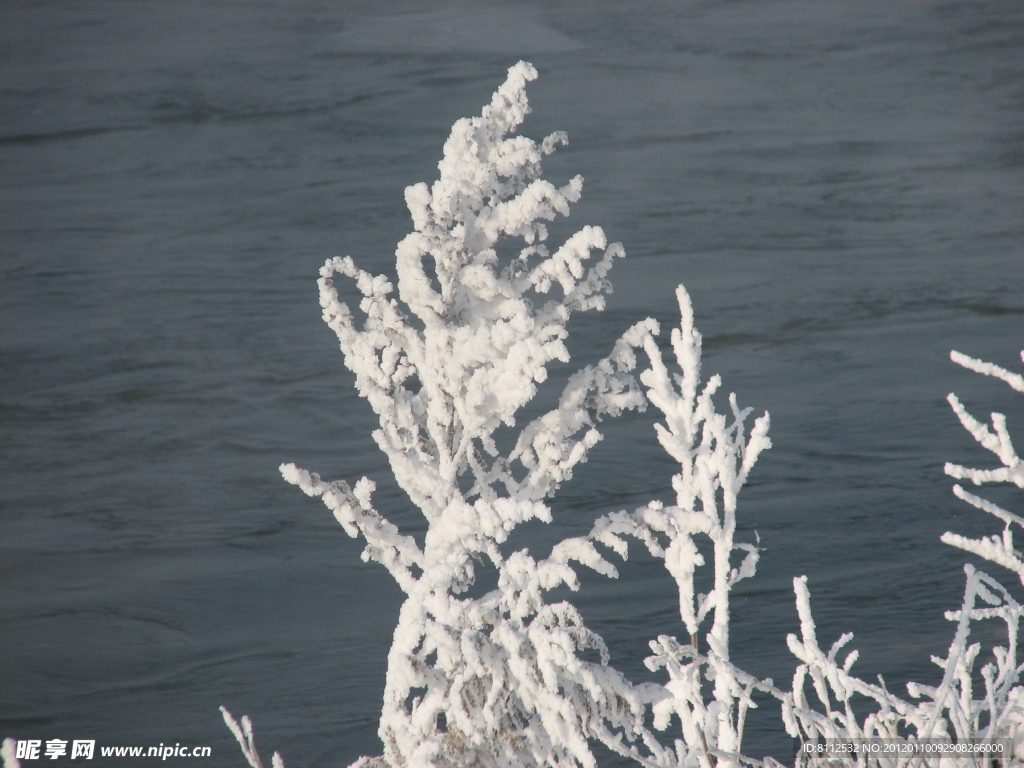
221, 708, 285, 768
540, 285, 775, 766
943, 350, 1024, 586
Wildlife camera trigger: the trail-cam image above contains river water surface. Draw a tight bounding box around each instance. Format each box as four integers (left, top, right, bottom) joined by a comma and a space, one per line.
2, 0, 1022, 764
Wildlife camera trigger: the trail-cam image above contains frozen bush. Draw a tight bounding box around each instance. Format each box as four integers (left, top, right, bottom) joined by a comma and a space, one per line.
218, 63, 1024, 768
778, 350, 1024, 766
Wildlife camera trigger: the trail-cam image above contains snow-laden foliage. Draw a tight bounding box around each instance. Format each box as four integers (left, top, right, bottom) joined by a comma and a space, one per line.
274, 61, 668, 768
219, 62, 1024, 768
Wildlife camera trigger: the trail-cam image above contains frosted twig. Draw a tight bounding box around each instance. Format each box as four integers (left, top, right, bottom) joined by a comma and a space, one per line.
221, 708, 285, 768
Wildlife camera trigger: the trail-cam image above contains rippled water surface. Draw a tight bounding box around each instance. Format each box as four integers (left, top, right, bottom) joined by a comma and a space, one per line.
2, 0, 1022, 764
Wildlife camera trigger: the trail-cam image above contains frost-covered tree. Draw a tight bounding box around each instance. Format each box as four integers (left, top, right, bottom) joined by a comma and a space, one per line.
274, 61, 668, 768
211, 62, 1024, 768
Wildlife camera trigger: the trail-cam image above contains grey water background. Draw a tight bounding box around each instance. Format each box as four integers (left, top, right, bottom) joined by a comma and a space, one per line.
2, 0, 1022, 764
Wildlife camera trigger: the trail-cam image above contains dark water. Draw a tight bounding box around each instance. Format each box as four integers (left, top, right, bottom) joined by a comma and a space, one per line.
2, 0, 1022, 765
